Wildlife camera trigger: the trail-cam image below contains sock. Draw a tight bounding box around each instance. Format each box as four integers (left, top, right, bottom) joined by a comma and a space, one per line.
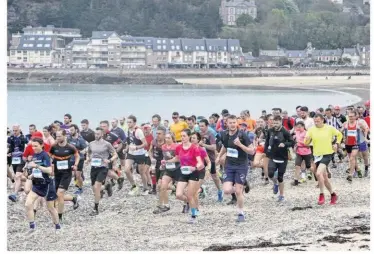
94, 203, 99, 211
151, 174, 157, 186
191, 208, 197, 218
11, 179, 15, 183
152, 184, 156, 191
58, 213, 62, 220
72, 196, 77, 204
365, 165, 369, 171
231, 193, 237, 200
33, 209, 37, 215
55, 223, 61, 229
29, 221, 35, 229
238, 209, 244, 215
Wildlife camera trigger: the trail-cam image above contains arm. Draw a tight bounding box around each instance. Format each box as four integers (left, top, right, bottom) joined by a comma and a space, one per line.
333, 127, 343, 144
108, 143, 118, 163
166, 155, 180, 163
86, 144, 92, 163
237, 134, 255, 155
283, 130, 295, 148
358, 120, 369, 139
149, 145, 155, 161
204, 156, 211, 170
304, 129, 312, 146
195, 156, 204, 171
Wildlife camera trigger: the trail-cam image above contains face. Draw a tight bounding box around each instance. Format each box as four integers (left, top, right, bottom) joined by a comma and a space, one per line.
165, 134, 173, 144
273, 120, 282, 129
81, 123, 88, 131
181, 131, 190, 144
190, 134, 199, 144
325, 110, 332, 117
143, 127, 151, 136
187, 120, 194, 129
296, 108, 302, 117
273, 110, 281, 116
111, 119, 118, 129
172, 115, 179, 123
262, 111, 266, 117
334, 109, 340, 115
12, 126, 20, 136
314, 116, 324, 126
257, 119, 265, 128
223, 116, 229, 127
127, 119, 135, 129
119, 118, 125, 125
296, 124, 304, 131
56, 131, 65, 143
54, 123, 60, 131
156, 130, 165, 141
43, 128, 49, 137
29, 126, 36, 134
100, 123, 109, 132
300, 111, 307, 119
365, 104, 370, 110
348, 113, 356, 122
240, 113, 245, 119
64, 116, 70, 125
69, 126, 76, 136
199, 122, 208, 132
95, 130, 103, 140
358, 108, 365, 114
268, 116, 274, 127
227, 118, 237, 131
281, 112, 288, 118
164, 121, 169, 128
152, 117, 160, 127
31, 141, 42, 153
209, 117, 215, 125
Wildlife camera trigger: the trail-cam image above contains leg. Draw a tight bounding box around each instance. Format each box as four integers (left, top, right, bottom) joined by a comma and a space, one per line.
187, 180, 200, 218
124, 159, 135, 186
278, 161, 287, 198
56, 188, 66, 219
138, 163, 149, 189
263, 156, 269, 180
176, 181, 188, 202
160, 175, 172, 205
46, 200, 59, 225
349, 149, 358, 176
25, 191, 39, 224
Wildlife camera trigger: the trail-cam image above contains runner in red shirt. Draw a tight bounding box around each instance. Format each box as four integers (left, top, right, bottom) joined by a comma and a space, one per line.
23, 131, 51, 158
141, 124, 155, 193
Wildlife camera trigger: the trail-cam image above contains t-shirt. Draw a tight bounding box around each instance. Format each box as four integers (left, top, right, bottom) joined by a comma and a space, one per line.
80, 129, 95, 143
30, 151, 52, 185
175, 143, 201, 167
364, 116, 370, 128
238, 119, 256, 132
200, 129, 216, 162
162, 143, 180, 169
145, 134, 154, 151
127, 128, 146, 156
282, 117, 295, 131
88, 139, 116, 168
305, 125, 343, 156
199, 147, 208, 160
104, 131, 121, 146
67, 135, 87, 161
7, 134, 27, 159
23, 142, 51, 158
295, 130, 311, 155
111, 127, 126, 142
49, 143, 78, 173
221, 130, 251, 166
170, 121, 188, 142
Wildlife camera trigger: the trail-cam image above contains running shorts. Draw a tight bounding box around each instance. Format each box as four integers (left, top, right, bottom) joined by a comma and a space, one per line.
223, 164, 248, 185
345, 144, 359, 154
314, 154, 332, 168
127, 154, 146, 165
90, 166, 109, 186
179, 169, 200, 182
32, 180, 57, 201
295, 154, 312, 168
54, 171, 73, 191
164, 168, 180, 181
198, 168, 206, 180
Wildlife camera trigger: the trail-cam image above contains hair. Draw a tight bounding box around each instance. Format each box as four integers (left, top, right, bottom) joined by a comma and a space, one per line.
128, 115, 137, 123
300, 106, 309, 112
152, 114, 161, 121
209, 115, 214, 120
272, 108, 282, 113
273, 115, 282, 121
100, 120, 109, 126
357, 106, 364, 110
187, 117, 194, 122
295, 121, 306, 130
172, 112, 179, 116
180, 115, 186, 121
309, 111, 316, 118
191, 132, 202, 142
64, 113, 72, 120
348, 110, 358, 116
325, 108, 332, 113
314, 113, 324, 120
212, 113, 220, 119
181, 128, 192, 137
318, 107, 324, 113
70, 124, 80, 133
223, 113, 230, 118
296, 105, 302, 110
29, 124, 36, 129
164, 119, 169, 123
199, 119, 209, 126
96, 127, 104, 131
227, 114, 237, 120
31, 137, 44, 146
262, 110, 266, 113
157, 126, 166, 133
43, 126, 49, 131
56, 129, 67, 136
191, 115, 196, 121
266, 114, 273, 119
165, 132, 176, 142
259, 116, 266, 121
81, 119, 89, 125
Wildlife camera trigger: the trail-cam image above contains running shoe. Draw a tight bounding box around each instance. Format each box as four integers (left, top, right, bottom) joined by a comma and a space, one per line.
188, 217, 197, 224
278, 196, 285, 202
307, 172, 312, 180
153, 205, 170, 214
148, 188, 157, 195
72, 196, 79, 210
318, 193, 325, 205
117, 177, 125, 190
357, 170, 363, 178
244, 180, 250, 193
226, 198, 237, 205
218, 190, 223, 202
347, 175, 353, 182
236, 214, 245, 223
105, 182, 113, 197
8, 194, 17, 202
330, 193, 338, 205
141, 188, 149, 196
128, 186, 139, 196
182, 203, 190, 213
364, 169, 369, 177
291, 180, 299, 186
273, 184, 279, 195
89, 210, 99, 216
74, 189, 83, 195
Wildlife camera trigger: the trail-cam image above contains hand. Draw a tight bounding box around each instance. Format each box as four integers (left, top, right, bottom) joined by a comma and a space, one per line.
278, 143, 285, 148
28, 161, 37, 168
104, 159, 111, 164
161, 160, 166, 166
7, 153, 11, 157
233, 137, 242, 146
72, 165, 77, 171
199, 141, 205, 147
129, 144, 136, 151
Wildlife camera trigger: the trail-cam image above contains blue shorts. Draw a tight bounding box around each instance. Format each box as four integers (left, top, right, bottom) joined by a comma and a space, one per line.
359, 142, 368, 152
32, 180, 57, 201
223, 164, 248, 185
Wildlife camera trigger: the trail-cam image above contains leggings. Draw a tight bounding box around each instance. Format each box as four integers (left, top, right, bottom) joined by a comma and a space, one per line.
268, 160, 288, 183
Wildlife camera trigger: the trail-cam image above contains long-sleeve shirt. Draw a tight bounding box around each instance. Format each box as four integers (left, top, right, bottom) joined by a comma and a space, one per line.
305, 124, 343, 156
264, 127, 294, 161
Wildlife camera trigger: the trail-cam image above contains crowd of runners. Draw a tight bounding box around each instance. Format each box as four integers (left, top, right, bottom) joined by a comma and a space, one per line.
7, 101, 370, 232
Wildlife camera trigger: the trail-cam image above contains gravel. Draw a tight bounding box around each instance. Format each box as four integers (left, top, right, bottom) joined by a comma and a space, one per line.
7, 159, 370, 251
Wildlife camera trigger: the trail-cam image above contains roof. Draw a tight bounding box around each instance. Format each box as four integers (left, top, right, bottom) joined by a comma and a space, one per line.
343, 48, 358, 55
17, 35, 55, 50
223, 0, 256, 8
152, 38, 171, 51
91, 31, 116, 39
252, 55, 277, 62
181, 38, 206, 52
205, 39, 228, 52
286, 50, 307, 58
312, 49, 342, 56
227, 39, 241, 52
168, 39, 182, 51
243, 53, 255, 61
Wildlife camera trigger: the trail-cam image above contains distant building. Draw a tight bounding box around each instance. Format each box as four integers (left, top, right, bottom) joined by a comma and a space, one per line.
312, 49, 342, 63
219, 0, 257, 26
259, 47, 287, 60
359, 45, 370, 66
342, 47, 360, 66
65, 38, 90, 68
250, 56, 278, 68
286, 50, 308, 65
331, 0, 343, 4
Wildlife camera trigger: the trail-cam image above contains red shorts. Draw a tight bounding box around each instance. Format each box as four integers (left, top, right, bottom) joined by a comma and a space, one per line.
256, 145, 264, 154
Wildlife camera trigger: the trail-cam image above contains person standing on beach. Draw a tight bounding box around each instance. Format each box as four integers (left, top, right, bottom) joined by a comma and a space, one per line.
170, 112, 188, 143
305, 114, 341, 205
216, 115, 254, 222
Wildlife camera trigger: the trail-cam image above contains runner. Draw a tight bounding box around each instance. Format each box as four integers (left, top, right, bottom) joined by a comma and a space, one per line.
26, 124, 37, 143
282, 110, 295, 132
49, 130, 80, 222
262, 114, 274, 185
293, 121, 312, 186
187, 117, 199, 133
216, 115, 255, 222
111, 118, 127, 186
119, 117, 129, 132
67, 124, 87, 195
170, 112, 188, 143
24, 138, 60, 233
305, 114, 342, 205
265, 115, 294, 201
238, 110, 256, 132
363, 100, 370, 117
42, 125, 56, 146
252, 117, 267, 179
141, 124, 155, 194
333, 106, 347, 124
149, 126, 166, 195
124, 115, 149, 195
80, 119, 96, 143
151, 114, 162, 138
85, 127, 118, 216
325, 108, 344, 168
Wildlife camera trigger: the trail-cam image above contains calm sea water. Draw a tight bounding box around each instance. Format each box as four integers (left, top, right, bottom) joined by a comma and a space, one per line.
7, 84, 361, 130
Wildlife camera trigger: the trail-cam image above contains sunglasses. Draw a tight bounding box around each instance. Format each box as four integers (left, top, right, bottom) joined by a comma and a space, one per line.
172, 116, 178, 119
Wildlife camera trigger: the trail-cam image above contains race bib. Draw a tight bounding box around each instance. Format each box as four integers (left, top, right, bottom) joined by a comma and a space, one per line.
166, 162, 176, 169
91, 158, 102, 167
340, 143, 346, 149
227, 148, 238, 158
56, 160, 69, 170
32, 168, 43, 179
273, 159, 284, 163
12, 157, 22, 165
181, 166, 192, 175
347, 130, 357, 137
145, 152, 149, 157
314, 156, 323, 163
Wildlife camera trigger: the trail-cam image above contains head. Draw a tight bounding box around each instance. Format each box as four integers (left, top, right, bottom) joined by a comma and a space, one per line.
240, 110, 248, 120
127, 115, 137, 129
29, 124, 36, 135
348, 110, 357, 122
296, 106, 302, 118
69, 124, 79, 136
100, 120, 110, 132
64, 114, 72, 125
223, 113, 230, 127
328, 104, 334, 110
152, 114, 161, 127
261, 110, 267, 117
316, 107, 324, 115
357, 106, 365, 116
156, 126, 166, 141
163, 120, 169, 128
208, 116, 215, 125
221, 109, 229, 117
81, 119, 89, 131
56, 130, 67, 144
31, 138, 44, 154
187, 117, 195, 130
42, 126, 50, 137
180, 115, 186, 122
334, 106, 341, 116
198, 119, 209, 133
12, 124, 21, 136
257, 117, 265, 128
272, 108, 282, 116
53, 121, 61, 131
281, 110, 289, 119
119, 117, 125, 125
172, 112, 179, 123
295, 121, 306, 131
165, 133, 175, 145
190, 132, 202, 145
266, 114, 274, 127
111, 118, 119, 129
273, 115, 282, 130
239, 123, 247, 131
313, 114, 325, 128
181, 129, 192, 144
365, 100, 370, 110
141, 124, 152, 136
325, 108, 333, 118
95, 127, 104, 141
212, 113, 220, 122
227, 115, 238, 131
300, 106, 309, 119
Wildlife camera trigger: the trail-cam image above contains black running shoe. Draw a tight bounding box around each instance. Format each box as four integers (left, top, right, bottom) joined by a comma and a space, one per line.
105, 183, 113, 197
89, 210, 99, 216
244, 180, 250, 193
227, 198, 237, 205
72, 196, 79, 210
117, 177, 124, 190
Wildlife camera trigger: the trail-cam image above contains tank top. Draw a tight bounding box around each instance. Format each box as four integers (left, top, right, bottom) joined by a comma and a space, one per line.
345, 121, 360, 146
152, 140, 164, 161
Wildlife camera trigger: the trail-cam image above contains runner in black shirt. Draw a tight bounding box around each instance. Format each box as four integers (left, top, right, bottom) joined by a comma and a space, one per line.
80, 119, 95, 143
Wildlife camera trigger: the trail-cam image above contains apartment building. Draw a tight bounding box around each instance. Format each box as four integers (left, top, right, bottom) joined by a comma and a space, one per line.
205, 39, 229, 67
219, 0, 257, 26
120, 36, 147, 68
65, 38, 90, 68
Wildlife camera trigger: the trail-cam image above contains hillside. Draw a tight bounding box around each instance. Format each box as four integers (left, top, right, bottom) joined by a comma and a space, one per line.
7, 0, 370, 55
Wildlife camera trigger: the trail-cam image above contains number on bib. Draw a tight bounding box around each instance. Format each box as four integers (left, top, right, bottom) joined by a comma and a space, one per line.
227, 148, 238, 158
314, 156, 323, 163
56, 160, 69, 170
12, 157, 21, 165
181, 166, 192, 175
32, 168, 43, 179
91, 158, 102, 167
165, 162, 176, 169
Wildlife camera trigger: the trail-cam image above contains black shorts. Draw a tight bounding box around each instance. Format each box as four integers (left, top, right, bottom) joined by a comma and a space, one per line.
345, 145, 359, 154
145, 156, 151, 166
179, 170, 200, 182
295, 154, 312, 168
54, 171, 73, 191
76, 160, 84, 172
91, 166, 109, 186
154, 161, 163, 181
118, 149, 126, 160
12, 163, 25, 174
199, 168, 206, 180
7, 157, 11, 167
163, 168, 180, 181
268, 159, 288, 178
32, 181, 57, 201
315, 154, 332, 168
210, 162, 217, 175
127, 154, 146, 165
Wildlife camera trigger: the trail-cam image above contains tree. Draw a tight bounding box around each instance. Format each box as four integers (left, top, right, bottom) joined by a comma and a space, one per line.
236, 14, 254, 27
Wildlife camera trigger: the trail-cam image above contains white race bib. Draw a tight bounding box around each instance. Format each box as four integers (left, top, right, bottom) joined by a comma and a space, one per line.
273, 159, 284, 163
91, 158, 102, 167
181, 166, 192, 175
314, 156, 323, 163
166, 162, 176, 169
145, 151, 149, 157
12, 157, 22, 165
347, 130, 357, 137
32, 168, 43, 179
227, 148, 239, 158
56, 160, 69, 170
340, 143, 346, 149
132, 148, 145, 156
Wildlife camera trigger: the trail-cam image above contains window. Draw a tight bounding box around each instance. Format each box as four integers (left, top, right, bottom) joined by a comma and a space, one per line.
201, 46, 205, 50
40, 51, 44, 56
46, 37, 51, 41
30, 37, 35, 40
10, 50, 15, 55
162, 40, 166, 43
110, 58, 114, 60
185, 46, 188, 50
162, 45, 166, 50
231, 46, 234, 51
23, 51, 27, 54
170, 40, 174, 44
38, 37, 44, 40
235, 46, 238, 50
176, 45, 180, 50
23, 57, 27, 62
230, 8, 234, 14
224, 46, 227, 51
46, 51, 50, 56
196, 46, 199, 50
17, 57, 21, 60
44, 44, 50, 47
116, 45, 120, 49
157, 45, 161, 50
23, 44, 28, 47
157, 40, 161, 44
17, 51, 21, 54
171, 46, 175, 50
209, 46, 212, 50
